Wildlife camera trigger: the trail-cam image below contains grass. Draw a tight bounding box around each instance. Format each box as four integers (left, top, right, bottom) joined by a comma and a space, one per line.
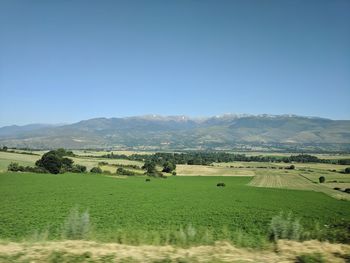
0, 172, 349, 246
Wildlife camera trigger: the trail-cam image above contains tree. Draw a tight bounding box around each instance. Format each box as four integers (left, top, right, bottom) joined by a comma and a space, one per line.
36, 152, 62, 174
142, 160, 157, 174
319, 176, 325, 183
2, 146, 8, 151
344, 167, 350, 174
162, 161, 176, 173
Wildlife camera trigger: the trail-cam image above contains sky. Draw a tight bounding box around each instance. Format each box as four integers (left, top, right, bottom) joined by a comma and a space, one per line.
0, 0, 349, 126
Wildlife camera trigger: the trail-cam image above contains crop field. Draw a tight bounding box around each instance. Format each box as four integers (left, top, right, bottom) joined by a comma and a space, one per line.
248, 170, 350, 200
0, 151, 40, 172
0, 172, 349, 247
176, 164, 255, 176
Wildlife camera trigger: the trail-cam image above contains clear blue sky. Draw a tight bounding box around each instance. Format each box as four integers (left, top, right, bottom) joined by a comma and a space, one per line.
0, 0, 349, 126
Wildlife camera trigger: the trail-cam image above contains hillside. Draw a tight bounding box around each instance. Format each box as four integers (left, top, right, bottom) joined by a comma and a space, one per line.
0, 114, 349, 151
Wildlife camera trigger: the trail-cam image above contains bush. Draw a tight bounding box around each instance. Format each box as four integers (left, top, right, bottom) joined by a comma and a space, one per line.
145, 178, 151, 182
8, 162, 22, 172
116, 167, 137, 176
333, 187, 341, 191
162, 161, 176, 173
344, 167, 350, 174
344, 188, 350, 194
69, 164, 87, 173
318, 176, 325, 183
216, 183, 226, 187
8, 162, 46, 173
90, 167, 102, 173
172, 171, 177, 176
61, 207, 90, 240
296, 253, 325, 263
286, 165, 295, 170
269, 212, 303, 242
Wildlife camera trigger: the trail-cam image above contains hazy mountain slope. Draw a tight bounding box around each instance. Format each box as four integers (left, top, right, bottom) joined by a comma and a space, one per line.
0, 115, 349, 151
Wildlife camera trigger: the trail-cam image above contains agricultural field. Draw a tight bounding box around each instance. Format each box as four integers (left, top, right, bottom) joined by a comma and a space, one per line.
0, 172, 350, 247
0, 151, 40, 172
1, 150, 350, 262
176, 164, 255, 176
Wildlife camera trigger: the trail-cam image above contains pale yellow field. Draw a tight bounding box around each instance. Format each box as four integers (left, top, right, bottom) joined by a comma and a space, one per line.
0, 152, 40, 172
235, 151, 350, 160
73, 150, 154, 157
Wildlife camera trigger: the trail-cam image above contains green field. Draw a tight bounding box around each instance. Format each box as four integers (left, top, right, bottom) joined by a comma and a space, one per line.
0, 172, 349, 247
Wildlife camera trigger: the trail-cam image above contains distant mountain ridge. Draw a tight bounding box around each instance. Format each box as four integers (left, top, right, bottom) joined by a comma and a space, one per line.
0, 114, 349, 152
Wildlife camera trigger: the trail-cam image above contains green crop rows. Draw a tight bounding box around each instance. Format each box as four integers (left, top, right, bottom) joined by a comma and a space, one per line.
0, 172, 349, 247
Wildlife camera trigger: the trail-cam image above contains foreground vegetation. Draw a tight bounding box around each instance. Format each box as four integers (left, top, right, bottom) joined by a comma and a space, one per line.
0, 172, 349, 248
0, 240, 349, 263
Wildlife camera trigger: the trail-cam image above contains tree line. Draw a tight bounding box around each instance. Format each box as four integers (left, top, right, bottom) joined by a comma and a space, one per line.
100, 152, 350, 166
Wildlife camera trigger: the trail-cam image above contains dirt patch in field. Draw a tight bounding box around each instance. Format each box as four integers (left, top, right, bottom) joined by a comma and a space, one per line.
0, 240, 349, 262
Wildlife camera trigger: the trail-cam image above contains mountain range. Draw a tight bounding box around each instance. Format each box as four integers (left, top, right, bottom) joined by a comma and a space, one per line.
0, 114, 350, 152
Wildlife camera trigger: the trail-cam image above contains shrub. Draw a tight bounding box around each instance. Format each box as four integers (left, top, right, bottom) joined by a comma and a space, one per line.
61, 207, 90, 240
318, 176, 325, 183
269, 212, 303, 242
90, 167, 102, 173
344, 188, 350, 194
8, 162, 22, 172
296, 253, 325, 263
116, 167, 136, 176
172, 171, 177, 176
145, 178, 151, 182
8, 162, 46, 173
344, 167, 350, 174
286, 165, 295, 170
23, 166, 47, 173
162, 161, 176, 173
333, 187, 341, 191
216, 183, 226, 187
69, 164, 87, 173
